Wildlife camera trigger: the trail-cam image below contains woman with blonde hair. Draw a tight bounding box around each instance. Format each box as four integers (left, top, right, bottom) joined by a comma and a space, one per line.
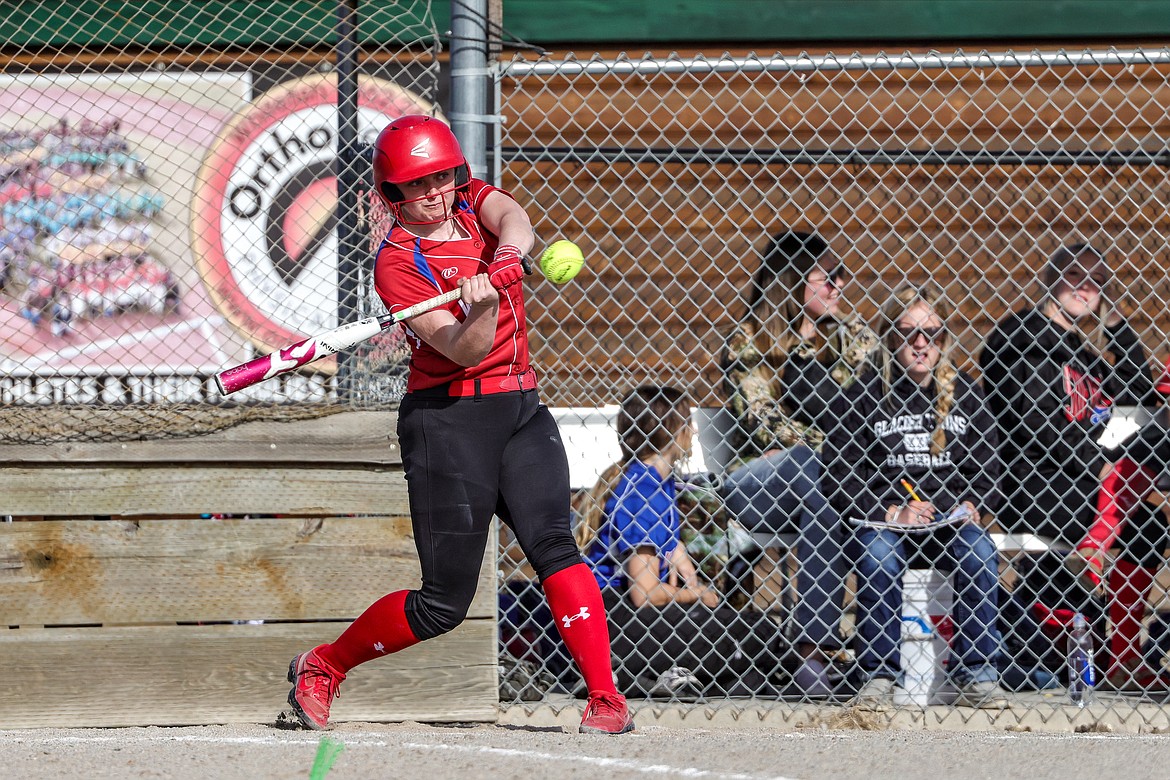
824, 283, 1007, 710
719, 230, 878, 697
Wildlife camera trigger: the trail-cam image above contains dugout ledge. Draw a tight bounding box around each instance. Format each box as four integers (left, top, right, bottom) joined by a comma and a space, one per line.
0, 410, 497, 729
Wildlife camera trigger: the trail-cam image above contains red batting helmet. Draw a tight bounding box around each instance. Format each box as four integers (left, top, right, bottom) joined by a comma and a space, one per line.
371, 115, 470, 208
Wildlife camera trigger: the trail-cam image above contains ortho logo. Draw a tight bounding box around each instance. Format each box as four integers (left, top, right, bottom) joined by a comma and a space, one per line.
192, 73, 439, 356
561, 606, 590, 628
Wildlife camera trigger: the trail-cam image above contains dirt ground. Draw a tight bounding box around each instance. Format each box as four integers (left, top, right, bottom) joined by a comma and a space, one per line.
5, 720, 1170, 780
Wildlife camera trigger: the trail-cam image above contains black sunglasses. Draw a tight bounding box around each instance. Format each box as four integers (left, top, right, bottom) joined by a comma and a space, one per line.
1063, 268, 1110, 289
894, 325, 946, 345
809, 267, 847, 286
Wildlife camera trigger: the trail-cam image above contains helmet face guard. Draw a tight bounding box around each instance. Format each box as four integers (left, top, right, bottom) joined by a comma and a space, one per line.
372, 115, 470, 225
385, 178, 467, 226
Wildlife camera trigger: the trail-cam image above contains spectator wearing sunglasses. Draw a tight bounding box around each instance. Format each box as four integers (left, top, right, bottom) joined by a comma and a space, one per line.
824, 283, 1007, 710
979, 243, 1159, 691
719, 229, 878, 697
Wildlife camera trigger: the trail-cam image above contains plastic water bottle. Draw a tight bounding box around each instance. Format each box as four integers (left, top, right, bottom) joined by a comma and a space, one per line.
1067, 612, 1096, 707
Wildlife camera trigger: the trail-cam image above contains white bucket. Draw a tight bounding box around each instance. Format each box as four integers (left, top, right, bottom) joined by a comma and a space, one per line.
895, 568, 955, 706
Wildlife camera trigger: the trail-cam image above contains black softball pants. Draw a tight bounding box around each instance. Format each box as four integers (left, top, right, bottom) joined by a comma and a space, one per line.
396, 388, 583, 641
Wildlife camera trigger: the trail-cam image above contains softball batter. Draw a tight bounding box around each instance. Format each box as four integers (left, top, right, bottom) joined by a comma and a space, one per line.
286, 115, 633, 735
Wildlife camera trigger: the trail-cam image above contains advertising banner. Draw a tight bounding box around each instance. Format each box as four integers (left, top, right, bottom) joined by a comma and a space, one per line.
0, 70, 432, 405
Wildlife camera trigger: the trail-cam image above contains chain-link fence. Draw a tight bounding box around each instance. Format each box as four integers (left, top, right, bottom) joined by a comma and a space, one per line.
0, 1, 442, 442
497, 49, 1170, 728
6, 0, 1170, 731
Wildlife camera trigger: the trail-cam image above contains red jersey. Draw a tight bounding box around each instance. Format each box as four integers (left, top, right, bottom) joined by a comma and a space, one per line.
373, 179, 531, 392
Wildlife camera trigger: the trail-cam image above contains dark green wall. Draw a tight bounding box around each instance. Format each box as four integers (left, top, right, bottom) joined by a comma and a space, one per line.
5, 1, 1170, 52
0, 1, 441, 51
504, 1, 1170, 45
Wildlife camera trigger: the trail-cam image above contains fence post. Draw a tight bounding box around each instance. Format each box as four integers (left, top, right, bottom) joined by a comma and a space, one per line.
335, 0, 361, 400
449, 0, 490, 182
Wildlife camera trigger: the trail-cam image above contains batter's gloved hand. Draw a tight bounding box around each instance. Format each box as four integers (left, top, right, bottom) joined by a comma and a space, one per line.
487, 244, 525, 290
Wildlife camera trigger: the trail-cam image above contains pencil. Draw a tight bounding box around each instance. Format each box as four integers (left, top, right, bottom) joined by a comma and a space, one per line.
900, 479, 922, 502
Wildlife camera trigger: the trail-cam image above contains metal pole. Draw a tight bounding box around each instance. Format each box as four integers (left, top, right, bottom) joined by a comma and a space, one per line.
335, 0, 361, 400
499, 146, 1170, 169
502, 48, 1170, 78
449, 0, 490, 182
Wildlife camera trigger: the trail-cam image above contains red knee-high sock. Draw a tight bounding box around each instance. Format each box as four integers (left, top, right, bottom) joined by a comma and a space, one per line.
1108, 559, 1157, 670
542, 563, 618, 695
1079, 458, 1158, 557
317, 590, 420, 674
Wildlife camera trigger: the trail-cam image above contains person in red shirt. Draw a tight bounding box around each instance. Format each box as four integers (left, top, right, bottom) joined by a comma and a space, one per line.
286, 115, 633, 735
1072, 355, 1170, 689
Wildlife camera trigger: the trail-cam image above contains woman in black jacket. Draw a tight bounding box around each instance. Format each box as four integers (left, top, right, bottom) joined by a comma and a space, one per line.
825, 283, 1007, 710
978, 243, 1155, 545
978, 243, 1161, 690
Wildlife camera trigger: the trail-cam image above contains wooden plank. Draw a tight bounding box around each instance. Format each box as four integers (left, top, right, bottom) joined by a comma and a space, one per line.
0, 517, 496, 625
0, 620, 497, 728
0, 411, 403, 466
0, 465, 409, 517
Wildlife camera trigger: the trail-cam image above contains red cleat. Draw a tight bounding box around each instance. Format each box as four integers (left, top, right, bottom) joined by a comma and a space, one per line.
287, 645, 346, 730
579, 691, 635, 735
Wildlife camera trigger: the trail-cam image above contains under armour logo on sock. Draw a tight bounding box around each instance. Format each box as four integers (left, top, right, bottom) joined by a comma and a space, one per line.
561, 606, 590, 628
374, 641, 386, 654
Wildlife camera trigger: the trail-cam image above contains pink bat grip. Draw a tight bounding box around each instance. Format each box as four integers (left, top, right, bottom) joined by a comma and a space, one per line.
215, 333, 334, 395
215, 288, 461, 395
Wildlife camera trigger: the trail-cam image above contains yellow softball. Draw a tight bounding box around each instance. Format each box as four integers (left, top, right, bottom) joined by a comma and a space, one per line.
539, 240, 585, 284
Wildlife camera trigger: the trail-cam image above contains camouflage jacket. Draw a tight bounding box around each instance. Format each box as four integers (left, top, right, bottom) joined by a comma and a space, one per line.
722, 317, 878, 457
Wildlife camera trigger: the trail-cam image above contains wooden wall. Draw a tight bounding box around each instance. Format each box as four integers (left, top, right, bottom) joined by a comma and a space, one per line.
0, 412, 497, 729
503, 54, 1170, 407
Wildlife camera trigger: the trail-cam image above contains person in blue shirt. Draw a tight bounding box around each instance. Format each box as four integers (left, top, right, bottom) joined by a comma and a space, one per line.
583, 454, 717, 600
577, 385, 785, 698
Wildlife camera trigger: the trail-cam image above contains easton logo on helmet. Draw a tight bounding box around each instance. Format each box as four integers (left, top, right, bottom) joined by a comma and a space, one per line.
410, 140, 430, 158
